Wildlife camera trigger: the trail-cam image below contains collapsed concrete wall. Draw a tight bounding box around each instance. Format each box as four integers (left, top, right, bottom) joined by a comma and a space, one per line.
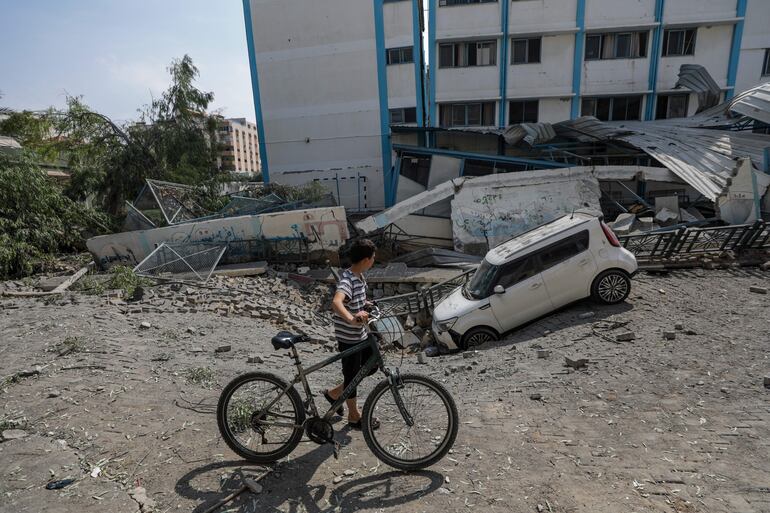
450, 169, 601, 254
87, 206, 349, 269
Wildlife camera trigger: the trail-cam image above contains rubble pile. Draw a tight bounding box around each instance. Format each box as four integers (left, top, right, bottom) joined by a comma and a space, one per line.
106, 273, 338, 346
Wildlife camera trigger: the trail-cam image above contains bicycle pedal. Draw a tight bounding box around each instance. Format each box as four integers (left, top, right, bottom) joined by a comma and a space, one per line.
333, 440, 340, 460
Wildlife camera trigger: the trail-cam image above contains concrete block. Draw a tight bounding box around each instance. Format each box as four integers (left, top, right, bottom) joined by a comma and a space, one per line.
215, 345, 231, 353
247, 355, 264, 364
609, 213, 635, 234
749, 286, 768, 295
764, 376, 770, 388
616, 332, 636, 342
674, 323, 684, 331
537, 349, 551, 359
663, 331, 676, 340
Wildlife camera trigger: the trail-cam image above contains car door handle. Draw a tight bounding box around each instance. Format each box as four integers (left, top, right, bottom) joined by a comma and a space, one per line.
529, 282, 541, 290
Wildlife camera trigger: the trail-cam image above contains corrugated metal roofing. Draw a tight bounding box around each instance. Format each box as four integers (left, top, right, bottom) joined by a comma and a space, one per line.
728, 82, 770, 125
555, 117, 769, 201
675, 64, 722, 112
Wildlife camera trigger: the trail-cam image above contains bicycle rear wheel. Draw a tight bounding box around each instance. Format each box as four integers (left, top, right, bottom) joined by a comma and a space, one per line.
217, 371, 305, 463
362, 373, 458, 471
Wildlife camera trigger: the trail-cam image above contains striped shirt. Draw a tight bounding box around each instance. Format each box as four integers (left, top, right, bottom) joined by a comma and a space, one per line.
332, 269, 368, 345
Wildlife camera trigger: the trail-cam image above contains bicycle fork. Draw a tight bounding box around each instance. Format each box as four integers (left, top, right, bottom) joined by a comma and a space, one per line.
388, 368, 414, 427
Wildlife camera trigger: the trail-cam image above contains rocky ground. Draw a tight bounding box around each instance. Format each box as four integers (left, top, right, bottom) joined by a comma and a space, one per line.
1, 266, 769, 513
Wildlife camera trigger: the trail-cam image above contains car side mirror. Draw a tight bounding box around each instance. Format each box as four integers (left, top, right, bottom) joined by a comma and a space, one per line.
493, 285, 505, 294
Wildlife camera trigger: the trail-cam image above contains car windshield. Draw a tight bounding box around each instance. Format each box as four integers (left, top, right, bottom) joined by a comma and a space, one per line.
464, 259, 498, 300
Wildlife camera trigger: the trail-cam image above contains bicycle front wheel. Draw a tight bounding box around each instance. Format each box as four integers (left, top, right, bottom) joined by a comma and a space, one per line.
217, 371, 305, 464
362, 373, 458, 471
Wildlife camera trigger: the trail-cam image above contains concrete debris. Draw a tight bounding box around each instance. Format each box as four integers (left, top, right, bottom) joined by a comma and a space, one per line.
616, 332, 636, 342
1, 429, 28, 442
129, 486, 156, 512
749, 286, 768, 295
764, 377, 770, 389
663, 331, 676, 340
609, 213, 635, 234
215, 345, 232, 353
654, 207, 679, 226
536, 349, 550, 359
564, 357, 588, 370
87, 206, 349, 271
139, 321, 152, 329
247, 355, 264, 364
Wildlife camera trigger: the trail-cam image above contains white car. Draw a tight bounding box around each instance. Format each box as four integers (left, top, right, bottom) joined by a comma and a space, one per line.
432, 213, 638, 351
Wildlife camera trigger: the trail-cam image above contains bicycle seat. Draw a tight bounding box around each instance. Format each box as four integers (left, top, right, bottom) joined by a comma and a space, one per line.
271, 331, 309, 350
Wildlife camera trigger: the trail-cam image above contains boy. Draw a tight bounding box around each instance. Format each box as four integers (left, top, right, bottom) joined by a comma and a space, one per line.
323, 238, 380, 430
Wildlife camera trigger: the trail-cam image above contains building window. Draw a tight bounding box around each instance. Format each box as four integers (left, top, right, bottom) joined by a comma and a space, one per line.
439, 0, 496, 5
389, 107, 417, 124
763, 49, 770, 76
508, 100, 539, 124
585, 32, 648, 60
400, 155, 431, 187
386, 46, 413, 65
439, 40, 496, 67
655, 94, 689, 119
511, 37, 541, 64
662, 28, 696, 57
439, 102, 496, 127
581, 96, 642, 121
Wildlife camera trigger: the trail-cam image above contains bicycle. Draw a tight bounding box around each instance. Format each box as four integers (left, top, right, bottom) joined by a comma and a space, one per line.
216, 305, 459, 471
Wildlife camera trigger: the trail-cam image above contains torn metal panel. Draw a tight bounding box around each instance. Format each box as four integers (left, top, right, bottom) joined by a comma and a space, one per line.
87, 206, 349, 269
728, 81, 770, 125
675, 64, 722, 112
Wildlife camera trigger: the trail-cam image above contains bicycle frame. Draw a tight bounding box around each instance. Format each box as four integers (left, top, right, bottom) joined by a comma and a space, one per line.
254, 334, 388, 429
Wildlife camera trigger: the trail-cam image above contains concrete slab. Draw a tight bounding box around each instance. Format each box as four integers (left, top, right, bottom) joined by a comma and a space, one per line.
212, 261, 268, 277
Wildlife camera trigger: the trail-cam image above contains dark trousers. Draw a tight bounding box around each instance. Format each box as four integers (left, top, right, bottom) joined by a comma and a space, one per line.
338, 336, 378, 399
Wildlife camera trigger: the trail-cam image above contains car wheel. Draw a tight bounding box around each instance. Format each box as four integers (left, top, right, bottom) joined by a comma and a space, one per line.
591, 269, 631, 304
460, 327, 498, 350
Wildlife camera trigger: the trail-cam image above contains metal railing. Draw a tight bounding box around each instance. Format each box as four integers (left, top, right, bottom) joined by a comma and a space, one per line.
377, 268, 475, 316
619, 221, 769, 260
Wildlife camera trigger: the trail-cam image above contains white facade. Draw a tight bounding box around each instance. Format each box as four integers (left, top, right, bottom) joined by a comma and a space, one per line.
430, 0, 768, 126
243, 0, 423, 210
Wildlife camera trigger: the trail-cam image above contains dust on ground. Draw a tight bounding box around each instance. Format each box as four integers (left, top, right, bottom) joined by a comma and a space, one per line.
1, 267, 769, 513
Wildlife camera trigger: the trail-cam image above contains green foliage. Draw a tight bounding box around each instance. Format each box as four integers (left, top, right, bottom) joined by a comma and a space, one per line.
0, 152, 110, 278
185, 367, 215, 388
106, 265, 151, 297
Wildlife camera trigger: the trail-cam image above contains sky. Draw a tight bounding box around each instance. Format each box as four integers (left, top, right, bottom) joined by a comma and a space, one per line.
0, 0, 255, 124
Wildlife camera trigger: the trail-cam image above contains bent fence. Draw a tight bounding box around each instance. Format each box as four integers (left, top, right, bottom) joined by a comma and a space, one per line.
618, 221, 770, 260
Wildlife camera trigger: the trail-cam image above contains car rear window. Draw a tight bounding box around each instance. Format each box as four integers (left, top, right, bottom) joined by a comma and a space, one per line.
538, 230, 589, 271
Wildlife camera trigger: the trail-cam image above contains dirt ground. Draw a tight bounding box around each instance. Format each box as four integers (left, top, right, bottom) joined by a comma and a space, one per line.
1, 267, 769, 513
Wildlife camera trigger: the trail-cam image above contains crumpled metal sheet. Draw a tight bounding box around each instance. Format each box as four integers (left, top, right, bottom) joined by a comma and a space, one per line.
555, 117, 770, 201
502, 123, 557, 146
728, 81, 770, 125
675, 64, 722, 112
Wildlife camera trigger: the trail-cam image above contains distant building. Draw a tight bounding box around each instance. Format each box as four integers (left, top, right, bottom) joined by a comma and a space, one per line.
217, 117, 261, 176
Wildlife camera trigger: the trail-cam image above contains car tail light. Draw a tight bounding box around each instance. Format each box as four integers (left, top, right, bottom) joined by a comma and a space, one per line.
601, 221, 621, 247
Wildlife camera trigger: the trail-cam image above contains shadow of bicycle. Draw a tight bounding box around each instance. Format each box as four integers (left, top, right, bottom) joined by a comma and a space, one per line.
176, 430, 445, 513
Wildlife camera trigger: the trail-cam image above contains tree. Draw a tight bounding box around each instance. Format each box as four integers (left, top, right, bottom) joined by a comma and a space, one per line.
0, 151, 109, 278
0, 55, 226, 216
